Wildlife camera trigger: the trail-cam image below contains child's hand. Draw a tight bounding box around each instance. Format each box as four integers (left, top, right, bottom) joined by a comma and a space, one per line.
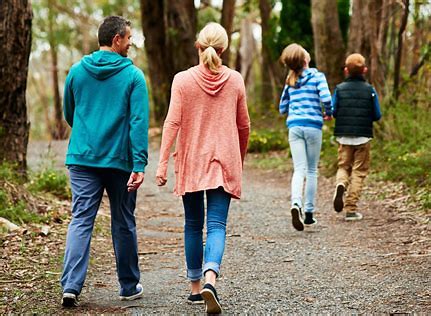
323, 115, 332, 121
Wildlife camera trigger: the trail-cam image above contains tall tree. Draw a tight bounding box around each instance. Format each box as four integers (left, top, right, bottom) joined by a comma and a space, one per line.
221, 0, 236, 66
47, 0, 68, 140
311, 0, 345, 89
140, 0, 197, 123
0, 0, 32, 174
393, 0, 409, 99
259, 0, 284, 108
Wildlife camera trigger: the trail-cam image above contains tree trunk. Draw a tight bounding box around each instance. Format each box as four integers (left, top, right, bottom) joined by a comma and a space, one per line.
165, 0, 198, 75
238, 15, 256, 88
347, 0, 371, 59
48, 0, 68, 140
311, 0, 345, 89
393, 0, 409, 99
221, 0, 236, 67
0, 0, 32, 175
140, 0, 197, 123
259, 0, 278, 107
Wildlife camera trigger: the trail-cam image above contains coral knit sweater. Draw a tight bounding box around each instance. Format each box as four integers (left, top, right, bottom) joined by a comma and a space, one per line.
156, 64, 250, 199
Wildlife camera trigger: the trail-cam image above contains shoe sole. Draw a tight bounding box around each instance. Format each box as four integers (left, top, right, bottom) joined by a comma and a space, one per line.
345, 215, 363, 221
119, 287, 144, 301
187, 299, 205, 305
291, 208, 304, 231
62, 294, 78, 308
333, 185, 345, 213
201, 288, 222, 314
304, 219, 317, 227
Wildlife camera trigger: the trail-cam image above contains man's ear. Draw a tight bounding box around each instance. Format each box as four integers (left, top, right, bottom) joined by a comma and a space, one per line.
363, 66, 368, 74
112, 34, 121, 47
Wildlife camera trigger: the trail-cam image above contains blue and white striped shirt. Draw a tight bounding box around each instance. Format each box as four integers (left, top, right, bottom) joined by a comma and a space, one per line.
279, 68, 332, 130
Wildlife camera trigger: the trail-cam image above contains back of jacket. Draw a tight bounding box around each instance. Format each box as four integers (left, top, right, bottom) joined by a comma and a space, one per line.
63, 50, 149, 172
333, 77, 376, 138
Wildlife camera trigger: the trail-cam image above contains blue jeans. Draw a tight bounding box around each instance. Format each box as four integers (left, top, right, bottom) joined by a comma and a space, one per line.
61, 165, 140, 297
288, 126, 322, 213
182, 187, 231, 281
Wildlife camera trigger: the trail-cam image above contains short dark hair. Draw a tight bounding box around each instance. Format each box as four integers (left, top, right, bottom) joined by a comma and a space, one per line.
98, 16, 131, 47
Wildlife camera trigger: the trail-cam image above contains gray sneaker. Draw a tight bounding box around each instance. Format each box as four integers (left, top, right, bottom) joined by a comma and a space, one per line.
345, 212, 363, 221
119, 283, 144, 301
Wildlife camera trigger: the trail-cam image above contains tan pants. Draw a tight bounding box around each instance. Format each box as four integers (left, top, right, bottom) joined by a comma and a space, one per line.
335, 142, 371, 212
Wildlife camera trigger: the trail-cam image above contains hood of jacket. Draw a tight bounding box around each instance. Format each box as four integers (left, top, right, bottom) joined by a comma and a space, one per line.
81, 50, 133, 80
189, 64, 231, 96
294, 68, 318, 88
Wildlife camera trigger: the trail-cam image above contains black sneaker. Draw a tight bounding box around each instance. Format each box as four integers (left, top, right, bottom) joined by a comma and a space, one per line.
187, 293, 204, 305
291, 204, 304, 231
304, 212, 317, 226
61, 292, 79, 308
200, 283, 222, 314
333, 183, 345, 213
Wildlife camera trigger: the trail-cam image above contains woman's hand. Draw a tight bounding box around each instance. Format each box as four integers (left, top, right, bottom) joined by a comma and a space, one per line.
323, 115, 332, 121
156, 175, 167, 186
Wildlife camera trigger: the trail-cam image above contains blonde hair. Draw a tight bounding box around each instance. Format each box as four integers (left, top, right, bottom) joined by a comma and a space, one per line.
280, 43, 310, 87
345, 53, 366, 76
196, 23, 228, 74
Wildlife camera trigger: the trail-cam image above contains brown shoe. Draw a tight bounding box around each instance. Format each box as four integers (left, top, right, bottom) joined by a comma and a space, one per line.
333, 183, 345, 213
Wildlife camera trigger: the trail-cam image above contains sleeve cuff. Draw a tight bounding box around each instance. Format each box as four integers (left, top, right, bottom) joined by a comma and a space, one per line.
133, 161, 147, 173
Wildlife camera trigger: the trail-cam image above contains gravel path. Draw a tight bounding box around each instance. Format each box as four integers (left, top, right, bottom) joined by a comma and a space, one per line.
28, 141, 430, 314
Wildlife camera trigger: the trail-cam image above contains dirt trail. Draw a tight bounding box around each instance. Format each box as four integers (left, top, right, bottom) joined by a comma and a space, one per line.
28, 141, 430, 313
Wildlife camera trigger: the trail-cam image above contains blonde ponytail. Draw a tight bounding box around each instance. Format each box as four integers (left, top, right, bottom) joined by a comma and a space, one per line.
280, 43, 309, 87
196, 23, 228, 74
200, 46, 222, 74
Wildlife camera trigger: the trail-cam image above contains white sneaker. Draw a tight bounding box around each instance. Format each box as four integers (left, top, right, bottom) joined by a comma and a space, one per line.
119, 283, 144, 301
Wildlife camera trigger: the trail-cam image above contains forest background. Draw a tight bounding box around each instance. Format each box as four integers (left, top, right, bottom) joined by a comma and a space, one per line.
0, 0, 430, 313
0, 0, 430, 240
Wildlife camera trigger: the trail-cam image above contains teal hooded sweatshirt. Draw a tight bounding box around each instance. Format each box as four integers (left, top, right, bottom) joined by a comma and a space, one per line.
63, 50, 149, 172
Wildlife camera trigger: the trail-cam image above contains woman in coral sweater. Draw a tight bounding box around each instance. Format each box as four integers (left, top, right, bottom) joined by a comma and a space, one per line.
156, 22, 250, 314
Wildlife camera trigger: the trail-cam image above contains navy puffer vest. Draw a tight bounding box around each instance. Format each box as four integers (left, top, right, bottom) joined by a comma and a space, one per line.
334, 76, 375, 138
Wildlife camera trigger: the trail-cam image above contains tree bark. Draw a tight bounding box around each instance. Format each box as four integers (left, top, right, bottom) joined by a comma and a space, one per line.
165, 0, 198, 75
221, 0, 236, 67
393, 0, 409, 99
0, 0, 32, 175
347, 0, 371, 59
140, 0, 197, 123
259, 0, 280, 108
141, 0, 170, 122
311, 0, 345, 89
48, 0, 68, 140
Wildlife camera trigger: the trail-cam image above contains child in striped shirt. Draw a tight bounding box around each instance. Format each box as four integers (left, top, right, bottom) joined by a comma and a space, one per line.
279, 43, 332, 231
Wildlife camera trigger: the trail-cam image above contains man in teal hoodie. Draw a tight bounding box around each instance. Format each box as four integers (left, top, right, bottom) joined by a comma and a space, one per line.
60, 16, 149, 307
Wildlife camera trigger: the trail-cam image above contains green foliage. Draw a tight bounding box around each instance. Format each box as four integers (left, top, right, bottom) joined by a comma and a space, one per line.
197, 6, 220, 31
277, 0, 313, 60
373, 100, 431, 189
248, 128, 289, 153
337, 0, 350, 44
29, 168, 71, 200
0, 190, 46, 225
0, 162, 17, 182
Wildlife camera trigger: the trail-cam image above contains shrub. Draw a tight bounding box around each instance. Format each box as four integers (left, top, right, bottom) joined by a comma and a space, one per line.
248, 129, 289, 153
29, 168, 71, 200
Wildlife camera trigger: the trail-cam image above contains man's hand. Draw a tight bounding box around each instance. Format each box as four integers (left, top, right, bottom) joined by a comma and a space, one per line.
156, 175, 167, 186
127, 172, 145, 192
